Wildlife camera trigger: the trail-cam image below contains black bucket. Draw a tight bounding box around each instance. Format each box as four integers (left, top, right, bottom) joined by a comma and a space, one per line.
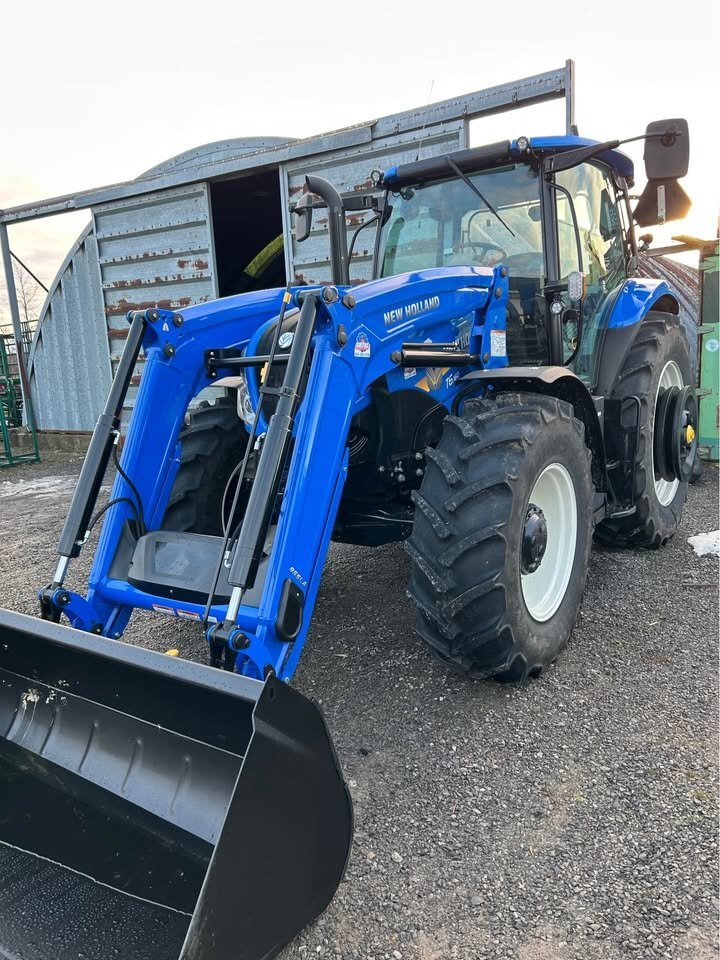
0, 609, 353, 960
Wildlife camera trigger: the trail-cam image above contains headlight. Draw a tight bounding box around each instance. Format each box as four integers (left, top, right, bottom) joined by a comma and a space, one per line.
236, 369, 255, 426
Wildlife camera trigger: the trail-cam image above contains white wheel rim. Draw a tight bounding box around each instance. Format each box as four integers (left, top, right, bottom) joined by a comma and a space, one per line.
521, 463, 577, 623
654, 361, 683, 507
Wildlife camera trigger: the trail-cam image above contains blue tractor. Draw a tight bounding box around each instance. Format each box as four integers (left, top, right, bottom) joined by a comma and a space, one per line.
0, 120, 696, 959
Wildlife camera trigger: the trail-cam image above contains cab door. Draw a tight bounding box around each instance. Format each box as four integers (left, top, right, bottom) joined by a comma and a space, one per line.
553, 162, 629, 368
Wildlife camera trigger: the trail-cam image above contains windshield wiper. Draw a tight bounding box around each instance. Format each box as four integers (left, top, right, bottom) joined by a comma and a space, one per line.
446, 156, 516, 238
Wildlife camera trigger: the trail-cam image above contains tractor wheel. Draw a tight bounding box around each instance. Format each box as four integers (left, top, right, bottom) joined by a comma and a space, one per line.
163, 396, 249, 535
406, 392, 594, 682
595, 311, 694, 548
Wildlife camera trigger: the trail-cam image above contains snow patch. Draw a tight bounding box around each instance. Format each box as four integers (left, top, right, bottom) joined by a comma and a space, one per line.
0, 475, 77, 500
688, 530, 720, 558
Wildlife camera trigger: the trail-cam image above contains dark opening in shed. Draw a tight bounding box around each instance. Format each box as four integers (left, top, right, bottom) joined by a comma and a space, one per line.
210, 169, 286, 296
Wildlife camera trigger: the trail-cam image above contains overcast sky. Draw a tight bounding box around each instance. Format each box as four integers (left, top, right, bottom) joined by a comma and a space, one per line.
1, 0, 717, 312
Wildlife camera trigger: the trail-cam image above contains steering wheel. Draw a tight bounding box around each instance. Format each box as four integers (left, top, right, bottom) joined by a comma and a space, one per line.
456, 240, 508, 265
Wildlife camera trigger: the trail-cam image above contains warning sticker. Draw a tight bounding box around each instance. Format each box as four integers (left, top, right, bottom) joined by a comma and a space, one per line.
490, 329, 507, 357
152, 604, 176, 616
354, 332, 371, 358
177, 609, 202, 622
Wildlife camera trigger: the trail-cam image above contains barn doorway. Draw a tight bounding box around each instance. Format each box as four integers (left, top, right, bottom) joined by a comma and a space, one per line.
210, 169, 286, 297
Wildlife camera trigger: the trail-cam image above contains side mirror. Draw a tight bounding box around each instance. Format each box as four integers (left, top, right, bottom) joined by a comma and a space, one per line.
293, 193, 313, 243
634, 119, 691, 227
643, 119, 689, 180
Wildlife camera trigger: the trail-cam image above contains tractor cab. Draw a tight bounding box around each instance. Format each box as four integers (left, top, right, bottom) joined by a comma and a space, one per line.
372, 126, 690, 381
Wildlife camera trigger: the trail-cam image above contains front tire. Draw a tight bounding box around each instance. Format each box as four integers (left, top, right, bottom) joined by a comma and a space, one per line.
163, 397, 248, 535
406, 392, 594, 681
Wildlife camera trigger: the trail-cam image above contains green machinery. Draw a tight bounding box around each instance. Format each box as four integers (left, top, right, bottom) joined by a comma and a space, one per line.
698, 240, 719, 461
0, 331, 39, 468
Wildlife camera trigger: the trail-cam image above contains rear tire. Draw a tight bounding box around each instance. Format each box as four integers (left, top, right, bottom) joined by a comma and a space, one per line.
163, 397, 248, 535
595, 311, 693, 548
406, 392, 594, 682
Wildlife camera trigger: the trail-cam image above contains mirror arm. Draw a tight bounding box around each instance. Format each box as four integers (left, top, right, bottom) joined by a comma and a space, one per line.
548, 131, 679, 175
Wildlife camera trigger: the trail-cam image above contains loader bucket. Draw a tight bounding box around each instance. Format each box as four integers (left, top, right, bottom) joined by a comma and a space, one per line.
0, 609, 353, 960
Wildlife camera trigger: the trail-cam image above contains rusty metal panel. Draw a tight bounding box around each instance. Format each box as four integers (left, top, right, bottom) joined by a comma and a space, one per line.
282, 122, 467, 285
93, 183, 218, 429
94, 184, 216, 318
27, 226, 111, 431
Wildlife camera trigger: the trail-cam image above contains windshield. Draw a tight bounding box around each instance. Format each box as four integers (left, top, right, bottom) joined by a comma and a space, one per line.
377, 163, 543, 279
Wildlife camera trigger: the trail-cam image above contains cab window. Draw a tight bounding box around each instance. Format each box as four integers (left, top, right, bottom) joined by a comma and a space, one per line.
555, 162, 628, 366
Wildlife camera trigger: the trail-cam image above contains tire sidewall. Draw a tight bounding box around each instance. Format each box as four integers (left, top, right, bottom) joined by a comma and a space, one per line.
503, 412, 593, 667
642, 326, 693, 531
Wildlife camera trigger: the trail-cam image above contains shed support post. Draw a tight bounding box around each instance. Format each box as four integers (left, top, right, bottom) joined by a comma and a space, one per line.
0, 221, 38, 434
565, 59, 576, 134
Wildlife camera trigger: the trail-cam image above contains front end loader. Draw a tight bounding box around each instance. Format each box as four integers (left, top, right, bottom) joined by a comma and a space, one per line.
0, 118, 698, 957
0, 608, 352, 960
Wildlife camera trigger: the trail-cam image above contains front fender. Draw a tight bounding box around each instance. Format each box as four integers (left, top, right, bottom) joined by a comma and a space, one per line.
595, 278, 681, 397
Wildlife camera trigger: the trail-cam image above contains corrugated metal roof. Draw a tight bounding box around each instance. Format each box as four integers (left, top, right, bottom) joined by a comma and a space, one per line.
637, 253, 700, 325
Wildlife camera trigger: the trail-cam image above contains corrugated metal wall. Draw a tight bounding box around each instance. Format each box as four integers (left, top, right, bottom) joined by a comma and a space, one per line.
281, 122, 467, 284
27, 228, 111, 431
93, 183, 217, 428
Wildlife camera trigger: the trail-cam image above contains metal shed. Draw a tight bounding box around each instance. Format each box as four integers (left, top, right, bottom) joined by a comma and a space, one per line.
1, 64, 576, 433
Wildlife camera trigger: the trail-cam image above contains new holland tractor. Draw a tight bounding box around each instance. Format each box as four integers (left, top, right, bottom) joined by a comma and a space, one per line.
0, 120, 696, 959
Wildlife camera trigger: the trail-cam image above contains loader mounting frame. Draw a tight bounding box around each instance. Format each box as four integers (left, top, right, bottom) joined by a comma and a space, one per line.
41, 266, 510, 681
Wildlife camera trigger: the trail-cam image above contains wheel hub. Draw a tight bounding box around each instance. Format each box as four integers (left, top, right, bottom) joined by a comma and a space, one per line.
654, 383, 698, 485
521, 504, 548, 574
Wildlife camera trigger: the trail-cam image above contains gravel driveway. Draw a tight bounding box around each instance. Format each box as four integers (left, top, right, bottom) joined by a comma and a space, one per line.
0, 454, 717, 960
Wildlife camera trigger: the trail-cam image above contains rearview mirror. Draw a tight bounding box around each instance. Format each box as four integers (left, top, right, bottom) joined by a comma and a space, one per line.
294, 193, 313, 243
634, 119, 691, 227
643, 119, 689, 180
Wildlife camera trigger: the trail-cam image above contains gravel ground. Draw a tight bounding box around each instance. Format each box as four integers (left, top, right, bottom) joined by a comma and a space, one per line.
0, 454, 718, 960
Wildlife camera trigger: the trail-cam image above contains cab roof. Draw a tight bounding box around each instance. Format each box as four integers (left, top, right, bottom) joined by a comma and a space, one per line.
381, 135, 634, 188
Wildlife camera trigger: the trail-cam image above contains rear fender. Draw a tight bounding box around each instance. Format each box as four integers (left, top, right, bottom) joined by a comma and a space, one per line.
594, 278, 679, 397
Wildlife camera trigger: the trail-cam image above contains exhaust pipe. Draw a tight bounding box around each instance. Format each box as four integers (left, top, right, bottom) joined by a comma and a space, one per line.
0, 609, 352, 960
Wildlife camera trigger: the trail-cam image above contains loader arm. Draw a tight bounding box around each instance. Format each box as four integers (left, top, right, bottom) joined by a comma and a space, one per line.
44, 265, 508, 681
